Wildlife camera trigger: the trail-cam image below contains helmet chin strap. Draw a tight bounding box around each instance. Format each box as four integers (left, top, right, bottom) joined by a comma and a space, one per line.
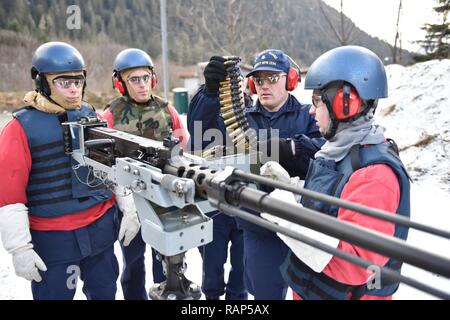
321, 91, 340, 140
323, 118, 339, 140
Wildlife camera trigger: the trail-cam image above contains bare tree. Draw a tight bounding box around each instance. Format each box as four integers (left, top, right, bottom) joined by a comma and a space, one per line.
391, 0, 403, 64
169, 0, 261, 61
318, 0, 355, 45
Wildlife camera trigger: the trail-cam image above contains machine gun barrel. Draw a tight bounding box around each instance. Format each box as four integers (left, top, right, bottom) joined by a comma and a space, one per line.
216, 203, 450, 300
164, 162, 450, 279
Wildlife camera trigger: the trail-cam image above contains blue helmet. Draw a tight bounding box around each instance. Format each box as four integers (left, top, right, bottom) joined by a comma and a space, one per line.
304, 46, 387, 100
113, 48, 154, 72
31, 41, 86, 79
31, 42, 86, 97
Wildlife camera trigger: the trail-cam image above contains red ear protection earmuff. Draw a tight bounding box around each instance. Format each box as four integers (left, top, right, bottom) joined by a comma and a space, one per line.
248, 76, 256, 94
151, 73, 157, 89
332, 85, 362, 120
285, 55, 300, 91
286, 67, 299, 91
112, 71, 125, 95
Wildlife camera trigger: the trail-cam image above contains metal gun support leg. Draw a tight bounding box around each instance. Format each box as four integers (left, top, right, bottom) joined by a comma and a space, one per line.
148, 252, 202, 300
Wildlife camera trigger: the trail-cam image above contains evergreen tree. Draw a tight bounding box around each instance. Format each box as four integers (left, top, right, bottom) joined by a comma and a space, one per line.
415, 0, 450, 61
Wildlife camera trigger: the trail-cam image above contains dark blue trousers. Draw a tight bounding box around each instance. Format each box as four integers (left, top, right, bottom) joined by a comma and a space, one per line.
120, 229, 166, 300
199, 212, 247, 300
243, 230, 289, 300
32, 245, 118, 300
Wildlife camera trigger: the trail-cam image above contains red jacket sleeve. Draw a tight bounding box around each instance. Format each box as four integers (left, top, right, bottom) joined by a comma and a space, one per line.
98, 109, 114, 128
0, 119, 32, 207
322, 164, 400, 285
168, 104, 189, 150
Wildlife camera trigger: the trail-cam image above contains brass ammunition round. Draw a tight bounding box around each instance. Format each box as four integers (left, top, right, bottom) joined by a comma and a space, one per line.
232, 136, 246, 146
219, 90, 242, 99
226, 122, 239, 130
224, 116, 239, 126
222, 110, 236, 119
219, 102, 234, 110
232, 132, 245, 142
229, 127, 245, 138
202, 149, 211, 158
219, 84, 241, 92
219, 96, 241, 105
219, 92, 233, 100
234, 139, 247, 150
220, 104, 234, 112
231, 100, 244, 107
220, 78, 241, 85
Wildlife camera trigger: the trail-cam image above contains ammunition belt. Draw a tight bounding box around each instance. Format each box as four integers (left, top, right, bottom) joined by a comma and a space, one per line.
202, 56, 257, 159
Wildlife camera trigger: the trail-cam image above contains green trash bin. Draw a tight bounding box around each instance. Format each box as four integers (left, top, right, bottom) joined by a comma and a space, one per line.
172, 87, 189, 114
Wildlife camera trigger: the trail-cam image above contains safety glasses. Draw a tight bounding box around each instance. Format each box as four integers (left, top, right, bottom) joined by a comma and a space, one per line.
52, 77, 85, 89
253, 74, 286, 86
311, 95, 323, 107
127, 74, 151, 85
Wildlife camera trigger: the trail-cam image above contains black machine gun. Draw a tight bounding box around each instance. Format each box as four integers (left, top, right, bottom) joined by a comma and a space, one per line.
63, 117, 450, 300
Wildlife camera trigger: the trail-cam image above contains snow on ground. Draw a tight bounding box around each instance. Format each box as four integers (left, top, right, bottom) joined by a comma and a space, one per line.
0, 241, 202, 300
395, 180, 450, 299
376, 59, 450, 191
1, 59, 449, 300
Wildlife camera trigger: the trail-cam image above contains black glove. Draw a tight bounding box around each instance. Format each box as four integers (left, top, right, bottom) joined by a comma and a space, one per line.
204, 56, 227, 94
258, 137, 295, 165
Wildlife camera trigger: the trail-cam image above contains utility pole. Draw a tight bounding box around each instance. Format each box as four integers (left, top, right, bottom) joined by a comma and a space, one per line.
160, 0, 169, 100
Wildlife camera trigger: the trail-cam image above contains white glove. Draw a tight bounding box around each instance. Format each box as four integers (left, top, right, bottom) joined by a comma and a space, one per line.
259, 162, 339, 273
0, 203, 47, 282
260, 161, 292, 184
115, 186, 141, 246
260, 161, 304, 201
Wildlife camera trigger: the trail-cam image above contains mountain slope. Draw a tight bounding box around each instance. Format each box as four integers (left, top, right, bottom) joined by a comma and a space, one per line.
0, 0, 408, 66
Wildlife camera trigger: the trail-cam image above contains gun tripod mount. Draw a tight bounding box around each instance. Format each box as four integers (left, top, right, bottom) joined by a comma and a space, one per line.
149, 252, 201, 300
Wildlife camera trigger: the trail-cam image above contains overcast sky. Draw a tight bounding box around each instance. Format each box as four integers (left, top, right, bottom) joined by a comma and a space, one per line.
322, 0, 441, 52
